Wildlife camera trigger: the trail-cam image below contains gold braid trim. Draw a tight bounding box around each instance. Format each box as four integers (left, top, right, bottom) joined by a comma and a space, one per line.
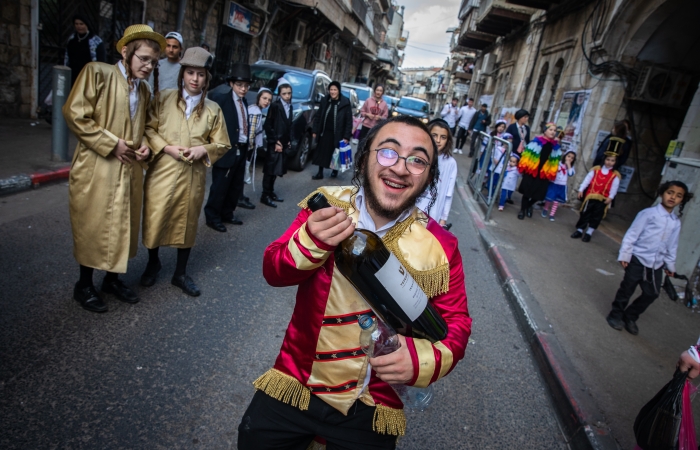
381, 214, 450, 298
373, 404, 407, 436
252, 369, 311, 411
305, 441, 326, 450
298, 188, 353, 212
580, 195, 611, 219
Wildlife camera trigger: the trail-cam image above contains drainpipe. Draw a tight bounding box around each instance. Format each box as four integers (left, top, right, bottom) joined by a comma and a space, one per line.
176, 0, 187, 33
199, 0, 219, 45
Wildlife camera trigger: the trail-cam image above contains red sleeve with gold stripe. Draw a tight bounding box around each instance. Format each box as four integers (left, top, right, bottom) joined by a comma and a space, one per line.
405, 225, 471, 388
263, 208, 335, 287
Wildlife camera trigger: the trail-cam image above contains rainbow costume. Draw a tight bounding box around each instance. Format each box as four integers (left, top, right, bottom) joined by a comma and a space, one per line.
518, 135, 562, 181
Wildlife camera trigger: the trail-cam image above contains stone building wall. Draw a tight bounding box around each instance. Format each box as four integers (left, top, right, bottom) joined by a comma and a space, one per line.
145, 0, 223, 52
0, 0, 33, 117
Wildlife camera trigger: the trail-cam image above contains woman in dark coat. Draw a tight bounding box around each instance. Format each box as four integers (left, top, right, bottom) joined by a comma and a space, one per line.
517, 122, 562, 219
261, 83, 293, 208
64, 15, 106, 85
592, 120, 632, 170
311, 81, 353, 180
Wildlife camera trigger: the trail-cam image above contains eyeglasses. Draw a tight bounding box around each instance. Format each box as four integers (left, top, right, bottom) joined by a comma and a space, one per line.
133, 54, 159, 68
374, 148, 430, 175
233, 82, 251, 90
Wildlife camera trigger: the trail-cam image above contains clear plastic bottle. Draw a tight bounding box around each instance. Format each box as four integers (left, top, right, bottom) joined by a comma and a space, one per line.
358, 314, 434, 412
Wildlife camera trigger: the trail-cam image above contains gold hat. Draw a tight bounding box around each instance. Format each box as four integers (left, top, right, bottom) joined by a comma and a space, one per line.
179, 47, 214, 70
604, 136, 625, 157
116, 24, 166, 52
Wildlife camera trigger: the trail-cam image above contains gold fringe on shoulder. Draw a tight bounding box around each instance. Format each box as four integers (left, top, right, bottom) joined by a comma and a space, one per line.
306, 441, 326, 450
382, 214, 450, 298
373, 404, 407, 436
252, 368, 311, 411
298, 188, 353, 212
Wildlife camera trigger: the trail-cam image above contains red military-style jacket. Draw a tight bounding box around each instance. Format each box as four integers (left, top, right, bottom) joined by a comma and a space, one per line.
253, 186, 472, 436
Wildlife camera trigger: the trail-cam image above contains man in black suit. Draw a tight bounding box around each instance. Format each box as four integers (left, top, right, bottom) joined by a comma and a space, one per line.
204, 63, 254, 232
506, 109, 531, 156
260, 82, 293, 208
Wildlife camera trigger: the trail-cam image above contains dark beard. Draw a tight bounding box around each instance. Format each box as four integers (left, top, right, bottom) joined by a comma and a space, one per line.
361, 168, 427, 222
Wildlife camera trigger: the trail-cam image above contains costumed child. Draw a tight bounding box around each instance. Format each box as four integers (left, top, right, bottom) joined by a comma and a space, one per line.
517, 122, 562, 219
606, 181, 692, 336
62, 25, 166, 313
542, 150, 576, 221
570, 152, 620, 242
488, 131, 513, 198
260, 79, 293, 207
140, 47, 231, 296
416, 119, 458, 230
498, 154, 521, 211
244, 88, 273, 186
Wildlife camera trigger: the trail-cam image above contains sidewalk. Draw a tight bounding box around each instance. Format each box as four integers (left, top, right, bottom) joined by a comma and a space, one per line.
0, 118, 75, 194
453, 154, 700, 449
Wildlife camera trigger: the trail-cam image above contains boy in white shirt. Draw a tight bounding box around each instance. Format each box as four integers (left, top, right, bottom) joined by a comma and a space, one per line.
606, 181, 692, 335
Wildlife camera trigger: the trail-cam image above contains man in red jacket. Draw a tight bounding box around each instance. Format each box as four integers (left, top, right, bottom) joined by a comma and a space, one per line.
238, 116, 472, 450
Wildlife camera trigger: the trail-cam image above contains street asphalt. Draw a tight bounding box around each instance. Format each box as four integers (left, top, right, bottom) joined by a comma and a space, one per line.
0, 160, 567, 449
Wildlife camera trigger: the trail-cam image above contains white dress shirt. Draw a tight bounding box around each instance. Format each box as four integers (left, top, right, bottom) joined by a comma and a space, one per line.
281, 98, 291, 118
183, 89, 202, 120
231, 90, 248, 143
415, 154, 457, 222
440, 104, 459, 128
457, 106, 476, 129
618, 203, 681, 272
578, 166, 620, 199
354, 187, 413, 238
117, 61, 139, 119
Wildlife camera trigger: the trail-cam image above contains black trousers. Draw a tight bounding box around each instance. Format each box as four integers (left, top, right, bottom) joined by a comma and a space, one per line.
576, 199, 607, 230
610, 256, 663, 322
262, 173, 276, 197
204, 143, 247, 223
469, 131, 482, 156
455, 127, 468, 151
358, 126, 371, 143
238, 391, 397, 450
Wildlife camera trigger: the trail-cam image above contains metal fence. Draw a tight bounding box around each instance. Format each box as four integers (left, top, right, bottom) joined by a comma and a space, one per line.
467, 131, 513, 221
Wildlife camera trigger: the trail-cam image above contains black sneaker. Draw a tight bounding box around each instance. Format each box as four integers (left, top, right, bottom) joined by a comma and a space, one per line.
624, 319, 639, 335
606, 314, 623, 331
172, 274, 201, 297
570, 231, 583, 239
74, 284, 108, 313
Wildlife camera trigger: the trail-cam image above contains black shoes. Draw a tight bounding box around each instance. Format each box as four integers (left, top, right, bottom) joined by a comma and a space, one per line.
260, 195, 277, 208
223, 216, 243, 225
140, 261, 162, 287
237, 197, 256, 210
206, 221, 227, 232
74, 284, 108, 313
101, 278, 139, 304
312, 172, 324, 180
517, 211, 525, 220
330, 170, 338, 178
624, 319, 639, 335
506, 199, 514, 205
526, 207, 533, 218
582, 234, 591, 243
606, 314, 624, 331
570, 230, 583, 239
270, 193, 284, 202
172, 274, 201, 297
443, 223, 453, 231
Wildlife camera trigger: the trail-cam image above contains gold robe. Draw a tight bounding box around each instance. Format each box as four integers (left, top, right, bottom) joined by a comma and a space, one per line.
142, 89, 231, 249
63, 62, 151, 273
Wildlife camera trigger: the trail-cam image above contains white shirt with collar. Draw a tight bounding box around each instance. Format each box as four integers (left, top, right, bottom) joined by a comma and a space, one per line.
578, 166, 620, 199
618, 203, 681, 272
440, 104, 459, 128
354, 187, 413, 238
457, 106, 476, 129
231, 90, 248, 143
281, 98, 291, 119
118, 61, 140, 119
183, 89, 202, 120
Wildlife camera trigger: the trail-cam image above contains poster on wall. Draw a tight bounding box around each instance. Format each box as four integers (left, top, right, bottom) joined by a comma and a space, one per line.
479, 95, 493, 110
618, 165, 635, 193
224, 1, 262, 36
554, 90, 592, 155
499, 107, 518, 125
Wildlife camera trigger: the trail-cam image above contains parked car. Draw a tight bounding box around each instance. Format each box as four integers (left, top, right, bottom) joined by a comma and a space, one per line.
341, 87, 360, 116
210, 61, 332, 171
341, 83, 372, 110
392, 96, 431, 123
383, 95, 400, 114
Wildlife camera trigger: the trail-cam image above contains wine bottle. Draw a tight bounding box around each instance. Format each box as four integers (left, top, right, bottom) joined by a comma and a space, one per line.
307, 192, 448, 342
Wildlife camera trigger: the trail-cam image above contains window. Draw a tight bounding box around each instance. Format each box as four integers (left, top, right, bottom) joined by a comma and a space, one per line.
542, 59, 565, 127
530, 62, 549, 127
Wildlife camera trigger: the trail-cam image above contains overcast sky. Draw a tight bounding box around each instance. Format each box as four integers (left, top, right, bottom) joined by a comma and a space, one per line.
399, 0, 462, 68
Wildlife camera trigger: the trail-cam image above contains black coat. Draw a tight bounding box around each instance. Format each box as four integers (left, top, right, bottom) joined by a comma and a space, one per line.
312, 95, 353, 168
263, 99, 292, 177
209, 88, 249, 168
506, 123, 530, 154
469, 110, 492, 131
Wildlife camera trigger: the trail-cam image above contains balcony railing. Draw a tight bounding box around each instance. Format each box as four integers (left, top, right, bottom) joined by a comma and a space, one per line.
475, 0, 535, 36
457, 5, 497, 50
377, 47, 399, 66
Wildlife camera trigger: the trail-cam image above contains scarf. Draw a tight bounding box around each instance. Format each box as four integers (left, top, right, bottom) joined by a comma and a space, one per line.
518, 135, 562, 181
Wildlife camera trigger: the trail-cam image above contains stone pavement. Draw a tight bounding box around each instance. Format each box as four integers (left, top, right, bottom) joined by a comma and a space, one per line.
453, 152, 700, 449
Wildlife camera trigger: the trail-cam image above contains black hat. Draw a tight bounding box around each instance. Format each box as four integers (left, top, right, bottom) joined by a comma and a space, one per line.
226, 63, 252, 83
514, 109, 530, 120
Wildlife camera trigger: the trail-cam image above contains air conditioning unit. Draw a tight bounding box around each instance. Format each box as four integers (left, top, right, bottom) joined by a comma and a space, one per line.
313, 42, 328, 62
629, 66, 692, 108
291, 21, 307, 47
248, 0, 269, 12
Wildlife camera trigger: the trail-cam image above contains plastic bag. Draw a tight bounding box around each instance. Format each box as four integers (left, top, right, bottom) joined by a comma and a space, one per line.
329, 148, 341, 171
634, 369, 687, 450
663, 273, 688, 301
338, 141, 353, 173
678, 380, 697, 450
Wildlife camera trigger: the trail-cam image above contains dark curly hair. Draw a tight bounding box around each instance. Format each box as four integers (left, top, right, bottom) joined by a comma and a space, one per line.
351, 115, 440, 218
657, 180, 694, 217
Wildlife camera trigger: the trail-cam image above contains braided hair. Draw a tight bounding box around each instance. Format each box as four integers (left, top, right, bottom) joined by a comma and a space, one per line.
122, 39, 161, 95
176, 65, 211, 119
351, 115, 440, 216
657, 180, 694, 217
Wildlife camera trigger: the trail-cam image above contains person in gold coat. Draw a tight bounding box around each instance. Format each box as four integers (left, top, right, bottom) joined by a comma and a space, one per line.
141, 47, 231, 296
63, 25, 166, 313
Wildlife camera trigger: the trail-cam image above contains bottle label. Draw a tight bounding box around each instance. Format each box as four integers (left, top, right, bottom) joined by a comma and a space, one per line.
374, 253, 428, 321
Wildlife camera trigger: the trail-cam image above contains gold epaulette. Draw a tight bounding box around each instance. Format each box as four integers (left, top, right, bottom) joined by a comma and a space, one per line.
298, 187, 354, 212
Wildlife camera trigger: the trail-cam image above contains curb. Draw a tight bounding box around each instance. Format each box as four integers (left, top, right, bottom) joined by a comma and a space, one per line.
456, 182, 619, 450
0, 166, 70, 196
